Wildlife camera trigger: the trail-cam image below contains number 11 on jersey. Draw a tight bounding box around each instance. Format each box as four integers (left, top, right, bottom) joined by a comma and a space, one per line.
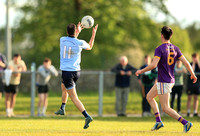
63, 46, 72, 59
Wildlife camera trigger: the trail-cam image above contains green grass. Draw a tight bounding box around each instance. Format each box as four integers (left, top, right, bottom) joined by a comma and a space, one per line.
0, 90, 192, 116
0, 91, 200, 135
0, 117, 200, 136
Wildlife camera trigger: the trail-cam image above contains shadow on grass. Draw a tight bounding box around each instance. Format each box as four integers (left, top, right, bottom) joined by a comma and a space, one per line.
0, 116, 199, 123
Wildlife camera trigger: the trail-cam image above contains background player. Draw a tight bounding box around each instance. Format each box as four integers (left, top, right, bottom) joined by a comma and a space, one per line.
186, 53, 200, 117
5, 54, 27, 117
170, 59, 186, 114
138, 55, 157, 117
135, 26, 197, 133
55, 22, 98, 129
0, 53, 7, 100
36, 58, 58, 116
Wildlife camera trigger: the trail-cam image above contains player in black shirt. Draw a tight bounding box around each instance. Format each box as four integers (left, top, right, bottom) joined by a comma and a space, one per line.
138, 55, 157, 116
186, 53, 200, 117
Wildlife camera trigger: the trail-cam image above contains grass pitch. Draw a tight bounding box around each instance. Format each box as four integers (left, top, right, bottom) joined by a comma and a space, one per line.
0, 91, 199, 135
0, 91, 190, 116
0, 117, 200, 136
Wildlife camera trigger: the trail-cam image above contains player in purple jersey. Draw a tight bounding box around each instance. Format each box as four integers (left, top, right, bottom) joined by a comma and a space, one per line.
136, 26, 197, 133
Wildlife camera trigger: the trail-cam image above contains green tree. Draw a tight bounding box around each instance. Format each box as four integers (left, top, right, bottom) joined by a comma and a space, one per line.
13, 0, 193, 69
187, 23, 200, 52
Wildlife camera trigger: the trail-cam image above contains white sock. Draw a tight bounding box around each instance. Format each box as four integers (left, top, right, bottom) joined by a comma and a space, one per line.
6, 108, 10, 114
10, 108, 13, 113
194, 110, 197, 114
42, 107, 46, 114
187, 109, 190, 113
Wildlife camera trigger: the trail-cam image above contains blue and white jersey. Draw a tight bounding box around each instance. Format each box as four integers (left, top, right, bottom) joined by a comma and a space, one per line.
60, 36, 90, 71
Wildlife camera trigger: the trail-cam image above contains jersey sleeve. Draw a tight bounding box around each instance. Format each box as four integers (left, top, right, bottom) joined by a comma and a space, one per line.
38, 66, 49, 78
79, 40, 90, 50
176, 47, 183, 59
154, 47, 161, 59
21, 60, 26, 68
49, 65, 59, 76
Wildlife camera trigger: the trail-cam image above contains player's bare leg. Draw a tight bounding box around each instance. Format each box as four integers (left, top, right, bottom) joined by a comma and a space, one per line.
42, 93, 48, 116
55, 83, 68, 115
159, 92, 192, 132
146, 84, 164, 131
193, 95, 198, 116
187, 95, 192, 116
10, 93, 17, 117
67, 87, 85, 112
5, 93, 11, 117
158, 93, 181, 120
146, 84, 159, 113
67, 87, 93, 129
61, 83, 68, 103
37, 93, 44, 116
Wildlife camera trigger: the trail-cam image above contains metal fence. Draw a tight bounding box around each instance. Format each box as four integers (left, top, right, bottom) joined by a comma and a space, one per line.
2, 63, 200, 116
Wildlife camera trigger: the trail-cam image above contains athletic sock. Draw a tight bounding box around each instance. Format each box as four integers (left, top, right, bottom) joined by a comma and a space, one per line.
10, 108, 13, 113
194, 110, 197, 114
187, 109, 190, 113
60, 103, 66, 110
6, 108, 10, 116
6, 108, 10, 114
42, 107, 47, 114
155, 112, 161, 122
82, 110, 89, 118
178, 117, 188, 125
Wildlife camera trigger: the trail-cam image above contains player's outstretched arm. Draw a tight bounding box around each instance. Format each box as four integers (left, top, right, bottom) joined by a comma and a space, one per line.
179, 55, 197, 83
135, 57, 160, 76
75, 22, 84, 38
86, 24, 98, 50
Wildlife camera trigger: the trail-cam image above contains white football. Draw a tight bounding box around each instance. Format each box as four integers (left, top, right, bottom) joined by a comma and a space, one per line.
81, 15, 94, 29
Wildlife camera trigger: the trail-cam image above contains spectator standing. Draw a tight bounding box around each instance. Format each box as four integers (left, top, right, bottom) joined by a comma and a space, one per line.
36, 58, 58, 116
170, 59, 186, 114
186, 53, 200, 117
0, 53, 7, 100
111, 56, 137, 116
5, 54, 27, 117
138, 55, 157, 116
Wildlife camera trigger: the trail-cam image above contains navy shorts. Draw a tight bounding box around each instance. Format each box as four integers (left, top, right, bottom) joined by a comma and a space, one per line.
37, 85, 48, 94
61, 71, 80, 90
5, 84, 19, 94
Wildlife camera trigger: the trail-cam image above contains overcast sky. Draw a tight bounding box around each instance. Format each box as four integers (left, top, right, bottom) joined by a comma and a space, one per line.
0, 0, 200, 28
151, 0, 200, 28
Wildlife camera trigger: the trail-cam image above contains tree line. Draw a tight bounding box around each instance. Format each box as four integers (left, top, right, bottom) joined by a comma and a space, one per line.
0, 0, 200, 69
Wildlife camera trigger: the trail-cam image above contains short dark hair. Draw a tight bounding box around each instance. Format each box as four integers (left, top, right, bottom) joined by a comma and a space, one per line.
144, 55, 150, 59
161, 26, 173, 40
13, 54, 20, 58
43, 58, 51, 63
67, 24, 76, 36
192, 53, 199, 58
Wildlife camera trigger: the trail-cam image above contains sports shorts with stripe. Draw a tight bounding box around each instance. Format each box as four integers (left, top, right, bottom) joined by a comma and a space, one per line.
157, 82, 174, 95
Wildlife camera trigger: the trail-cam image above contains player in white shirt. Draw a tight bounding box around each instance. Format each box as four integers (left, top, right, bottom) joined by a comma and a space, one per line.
37, 58, 58, 117
55, 22, 98, 129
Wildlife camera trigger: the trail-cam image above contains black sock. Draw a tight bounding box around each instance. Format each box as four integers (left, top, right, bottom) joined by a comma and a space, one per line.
60, 103, 66, 110
82, 110, 89, 118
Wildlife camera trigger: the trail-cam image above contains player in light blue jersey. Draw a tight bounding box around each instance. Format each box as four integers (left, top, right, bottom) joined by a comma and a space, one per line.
60, 36, 90, 71
55, 22, 98, 129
